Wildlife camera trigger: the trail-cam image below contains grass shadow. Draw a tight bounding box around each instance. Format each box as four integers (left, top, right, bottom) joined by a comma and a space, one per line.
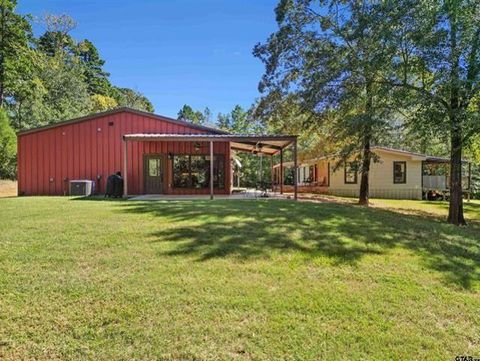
115, 199, 480, 289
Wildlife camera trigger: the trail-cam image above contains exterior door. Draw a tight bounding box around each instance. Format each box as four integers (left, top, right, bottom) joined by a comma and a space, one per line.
144, 155, 164, 194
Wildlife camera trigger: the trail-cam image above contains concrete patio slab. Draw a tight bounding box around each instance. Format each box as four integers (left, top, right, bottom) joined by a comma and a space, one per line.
127, 191, 290, 201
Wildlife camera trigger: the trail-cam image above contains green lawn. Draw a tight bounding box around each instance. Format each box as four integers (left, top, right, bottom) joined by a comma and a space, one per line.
0, 197, 479, 360
370, 198, 480, 222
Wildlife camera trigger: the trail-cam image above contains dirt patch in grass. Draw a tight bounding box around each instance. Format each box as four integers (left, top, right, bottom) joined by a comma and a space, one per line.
0, 180, 16, 197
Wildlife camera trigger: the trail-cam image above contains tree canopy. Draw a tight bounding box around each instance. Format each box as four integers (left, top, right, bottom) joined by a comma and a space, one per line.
379, 0, 480, 224
0, 0, 32, 106
255, 0, 480, 224
0, 108, 16, 179
177, 105, 212, 125
0, 7, 154, 133
254, 0, 396, 205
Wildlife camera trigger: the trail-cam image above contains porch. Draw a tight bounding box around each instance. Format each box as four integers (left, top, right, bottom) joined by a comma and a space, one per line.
422, 157, 471, 198
271, 159, 330, 194
128, 189, 292, 201
122, 133, 299, 200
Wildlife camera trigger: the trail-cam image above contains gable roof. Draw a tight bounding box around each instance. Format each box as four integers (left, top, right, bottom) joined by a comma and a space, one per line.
371, 146, 427, 160
17, 107, 228, 136
372, 146, 471, 163
296, 146, 429, 163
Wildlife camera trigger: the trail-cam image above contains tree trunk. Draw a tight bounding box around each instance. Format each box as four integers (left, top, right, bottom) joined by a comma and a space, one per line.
446, 9, 466, 226
447, 121, 466, 225
358, 137, 371, 205
17, 100, 22, 130
359, 80, 373, 206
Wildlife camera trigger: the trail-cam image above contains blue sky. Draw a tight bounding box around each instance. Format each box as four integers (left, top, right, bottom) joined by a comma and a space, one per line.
18, 0, 279, 118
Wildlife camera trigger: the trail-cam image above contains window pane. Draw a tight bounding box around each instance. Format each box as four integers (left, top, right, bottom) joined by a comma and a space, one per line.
191, 155, 208, 188
394, 162, 406, 183
345, 162, 357, 184
173, 155, 190, 188
172, 154, 225, 189
309, 165, 315, 182
148, 159, 161, 177
214, 155, 224, 189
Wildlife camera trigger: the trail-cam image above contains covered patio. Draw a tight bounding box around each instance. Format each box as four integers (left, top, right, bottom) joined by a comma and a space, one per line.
122, 133, 298, 199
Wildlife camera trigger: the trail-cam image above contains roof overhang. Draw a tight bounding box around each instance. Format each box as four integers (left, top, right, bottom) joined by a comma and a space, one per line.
123, 133, 297, 155
372, 147, 427, 161
425, 156, 470, 164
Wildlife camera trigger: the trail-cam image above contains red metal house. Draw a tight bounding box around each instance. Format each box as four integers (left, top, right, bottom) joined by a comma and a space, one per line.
17, 108, 298, 198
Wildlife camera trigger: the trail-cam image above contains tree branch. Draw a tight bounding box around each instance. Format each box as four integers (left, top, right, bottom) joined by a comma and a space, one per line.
461, 26, 480, 108
374, 78, 450, 110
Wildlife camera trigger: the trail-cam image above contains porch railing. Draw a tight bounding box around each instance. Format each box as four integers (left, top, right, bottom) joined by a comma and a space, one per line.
423, 175, 447, 190
423, 175, 470, 190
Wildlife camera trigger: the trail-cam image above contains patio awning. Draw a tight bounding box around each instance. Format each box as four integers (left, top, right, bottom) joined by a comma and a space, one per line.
122, 133, 297, 155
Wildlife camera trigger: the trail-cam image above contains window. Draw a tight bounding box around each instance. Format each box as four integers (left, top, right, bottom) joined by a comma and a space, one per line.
344, 162, 358, 184
393, 161, 407, 184
148, 158, 161, 177
215, 156, 225, 188
173, 156, 190, 188
309, 165, 316, 183
299, 167, 307, 184
190, 156, 208, 188
282, 166, 318, 185
172, 155, 224, 189
299, 166, 315, 184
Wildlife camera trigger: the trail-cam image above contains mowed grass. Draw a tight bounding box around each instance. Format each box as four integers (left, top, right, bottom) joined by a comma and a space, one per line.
370, 198, 480, 223
0, 197, 479, 360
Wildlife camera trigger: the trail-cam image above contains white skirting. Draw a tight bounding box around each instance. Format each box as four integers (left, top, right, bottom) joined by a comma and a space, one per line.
328, 188, 422, 200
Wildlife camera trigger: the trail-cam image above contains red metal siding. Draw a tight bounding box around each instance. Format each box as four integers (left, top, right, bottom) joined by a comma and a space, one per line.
18, 110, 231, 196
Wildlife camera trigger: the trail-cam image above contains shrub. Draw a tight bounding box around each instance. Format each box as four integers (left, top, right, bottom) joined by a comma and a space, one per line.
0, 109, 17, 179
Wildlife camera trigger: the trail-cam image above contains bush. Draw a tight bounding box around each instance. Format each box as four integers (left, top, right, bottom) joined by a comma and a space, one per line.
470, 163, 480, 199
0, 109, 17, 179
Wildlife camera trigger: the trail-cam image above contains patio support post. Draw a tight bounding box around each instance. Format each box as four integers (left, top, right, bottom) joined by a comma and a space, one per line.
123, 138, 128, 197
468, 162, 471, 202
280, 149, 284, 194
210, 141, 214, 200
293, 138, 298, 200
259, 153, 263, 191
270, 155, 274, 193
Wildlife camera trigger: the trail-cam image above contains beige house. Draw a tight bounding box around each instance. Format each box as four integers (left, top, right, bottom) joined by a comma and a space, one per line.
272, 146, 471, 200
